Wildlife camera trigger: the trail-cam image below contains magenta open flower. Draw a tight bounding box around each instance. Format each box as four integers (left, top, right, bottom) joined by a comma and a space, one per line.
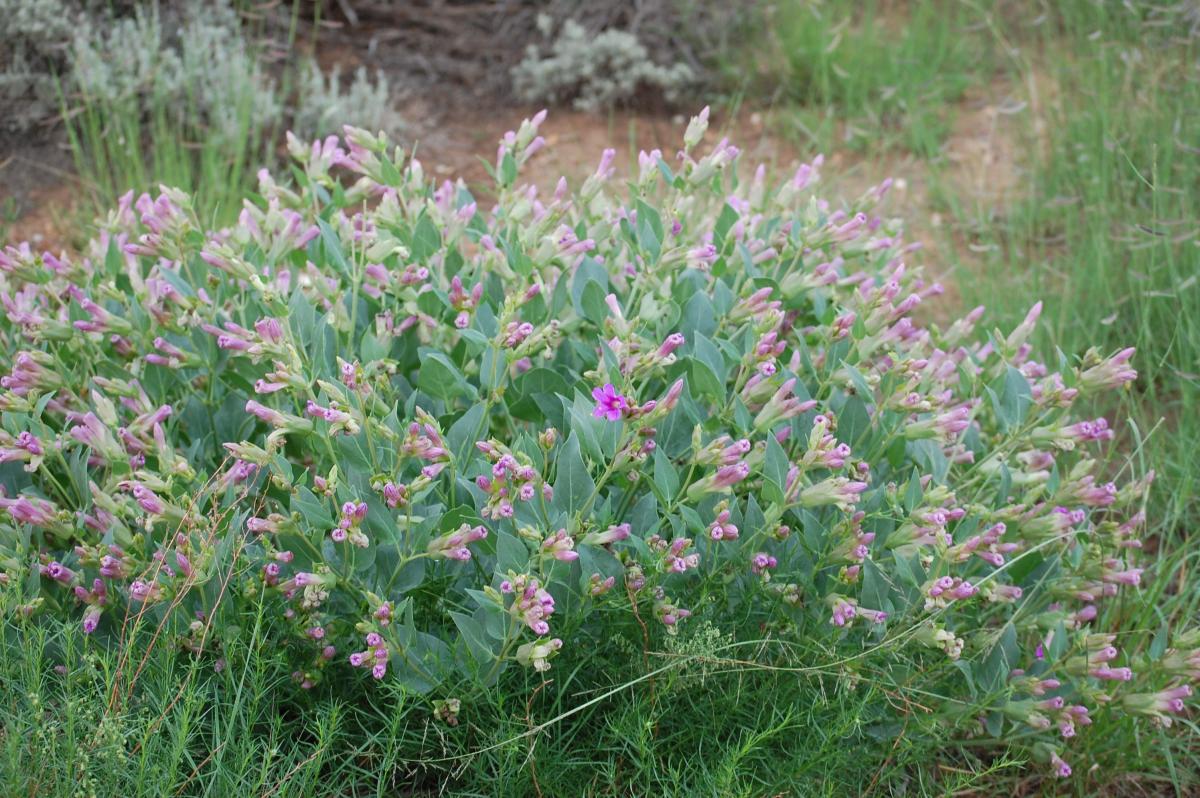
591, 383, 628, 421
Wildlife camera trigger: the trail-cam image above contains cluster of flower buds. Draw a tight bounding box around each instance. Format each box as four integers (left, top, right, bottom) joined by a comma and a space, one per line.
0, 430, 44, 472
827, 594, 887, 628
903, 405, 973, 444
1022, 504, 1087, 542
1033, 416, 1115, 450
750, 552, 777, 579
707, 501, 739, 541
128, 577, 165, 604
752, 378, 817, 431
749, 330, 787, 376
796, 476, 868, 512
915, 623, 964, 659
680, 126, 740, 187
245, 400, 313, 440
923, 576, 978, 611
278, 569, 335, 611
2, 494, 62, 530
305, 399, 359, 436
1159, 630, 1200, 680
432, 698, 462, 726
500, 574, 556, 635
652, 589, 692, 627
376, 480, 407, 509
799, 415, 852, 470
687, 461, 751, 500
731, 286, 784, 325
349, 632, 390, 680
948, 522, 1017, 567
448, 275, 484, 329
694, 435, 752, 468
475, 441, 548, 518
647, 535, 700, 574
588, 573, 616, 596
332, 501, 369, 547
887, 501, 964, 552
824, 512, 868, 568
1064, 634, 1133, 682
1122, 685, 1193, 727
1077, 347, 1138, 393
259, 550, 294, 587
496, 109, 548, 177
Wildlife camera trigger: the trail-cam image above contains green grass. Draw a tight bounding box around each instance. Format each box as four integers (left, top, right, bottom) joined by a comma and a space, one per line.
752, 0, 1200, 790
5, 596, 999, 797
63, 91, 272, 228
944, 0, 1199, 538
729, 0, 994, 156
942, 9, 1200, 780
930, 12, 1200, 764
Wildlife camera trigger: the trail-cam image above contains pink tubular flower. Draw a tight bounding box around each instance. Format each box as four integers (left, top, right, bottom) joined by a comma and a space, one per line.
254, 317, 284, 343
1062, 417, 1114, 443
1123, 685, 1192, 721
1079, 347, 1137, 392
541, 529, 578, 561
306, 400, 353, 426
40, 561, 75, 584
130, 483, 167, 515
382, 481, 407, 508
591, 383, 628, 421
0, 495, 58, 527
799, 477, 868, 512
657, 333, 685, 359
582, 523, 631, 547
427, 523, 488, 561
829, 596, 857, 627
1091, 666, 1133, 681
82, 605, 103, 634
658, 378, 685, 414
246, 399, 288, 427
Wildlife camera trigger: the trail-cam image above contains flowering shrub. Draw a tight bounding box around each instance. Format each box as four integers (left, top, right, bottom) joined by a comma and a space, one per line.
0, 107, 1193, 779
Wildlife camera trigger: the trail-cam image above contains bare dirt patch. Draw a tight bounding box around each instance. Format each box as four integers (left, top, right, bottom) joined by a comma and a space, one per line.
1, 74, 1033, 316
0, 132, 81, 252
